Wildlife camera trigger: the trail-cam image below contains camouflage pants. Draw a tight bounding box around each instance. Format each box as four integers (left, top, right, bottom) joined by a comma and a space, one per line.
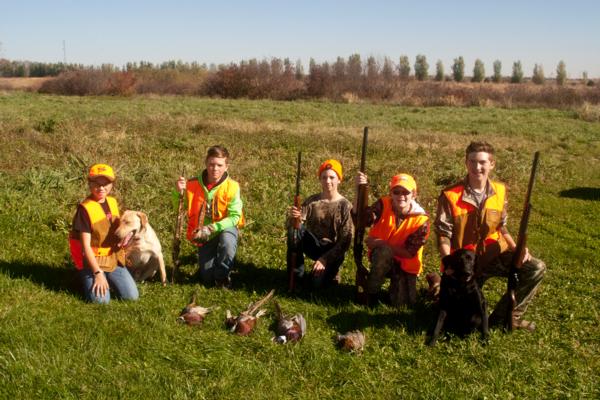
367, 246, 417, 307
477, 251, 546, 323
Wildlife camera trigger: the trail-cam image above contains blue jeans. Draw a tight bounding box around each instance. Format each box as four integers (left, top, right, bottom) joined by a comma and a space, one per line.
196, 227, 239, 285
79, 266, 139, 304
287, 226, 343, 289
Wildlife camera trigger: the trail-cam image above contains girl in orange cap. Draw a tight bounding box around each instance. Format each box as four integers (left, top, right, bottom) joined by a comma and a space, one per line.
354, 171, 430, 307
287, 159, 353, 290
69, 164, 139, 304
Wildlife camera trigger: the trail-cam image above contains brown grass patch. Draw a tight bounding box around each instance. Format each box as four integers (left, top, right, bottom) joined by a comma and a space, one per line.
0, 77, 52, 91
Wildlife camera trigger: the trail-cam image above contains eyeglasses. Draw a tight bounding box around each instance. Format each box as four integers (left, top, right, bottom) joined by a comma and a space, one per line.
391, 188, 411, 196
90, 181, 113, 188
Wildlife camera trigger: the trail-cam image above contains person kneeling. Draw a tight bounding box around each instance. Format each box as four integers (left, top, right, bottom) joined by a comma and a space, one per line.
286, 159, 353, 290
355, 173, 429, 307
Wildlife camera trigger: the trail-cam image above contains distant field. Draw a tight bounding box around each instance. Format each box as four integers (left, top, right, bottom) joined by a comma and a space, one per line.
0, 77, 51, 91
0, 92, 598, 399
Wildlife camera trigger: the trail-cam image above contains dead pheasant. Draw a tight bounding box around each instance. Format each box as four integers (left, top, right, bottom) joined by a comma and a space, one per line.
336, 330, 366, 352
225, 289, 275, 335
177, 290, 213, 326
272, 300, 306, 344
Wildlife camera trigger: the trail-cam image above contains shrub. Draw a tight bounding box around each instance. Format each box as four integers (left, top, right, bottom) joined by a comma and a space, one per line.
575, 101, 600, 122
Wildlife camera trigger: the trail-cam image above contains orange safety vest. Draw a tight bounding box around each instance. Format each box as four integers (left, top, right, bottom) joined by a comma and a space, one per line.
368, 197, 429, 275
442, 180, 509, 260
69, 196, 124, 271
186, 177, 245, 243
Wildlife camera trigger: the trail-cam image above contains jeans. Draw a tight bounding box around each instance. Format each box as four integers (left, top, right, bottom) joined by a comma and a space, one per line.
79, 266, 139, 304
287, 226, 343, 289
196, 227, 239, 285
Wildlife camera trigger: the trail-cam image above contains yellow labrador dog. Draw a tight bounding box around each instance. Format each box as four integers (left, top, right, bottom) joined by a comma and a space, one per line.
115, 210, 167, 286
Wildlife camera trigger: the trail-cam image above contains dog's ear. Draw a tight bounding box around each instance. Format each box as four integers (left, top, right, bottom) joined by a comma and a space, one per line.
441, 253, 455, 275
137, 212, 148, 229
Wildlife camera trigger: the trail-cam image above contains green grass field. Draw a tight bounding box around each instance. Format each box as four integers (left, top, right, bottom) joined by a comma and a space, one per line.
1, 92, 599, 399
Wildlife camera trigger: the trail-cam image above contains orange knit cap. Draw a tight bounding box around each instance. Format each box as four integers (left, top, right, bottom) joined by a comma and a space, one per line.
317, 159, 343, 181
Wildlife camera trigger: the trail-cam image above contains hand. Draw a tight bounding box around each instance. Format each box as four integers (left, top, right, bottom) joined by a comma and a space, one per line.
92, 271, 109, 298
312, 259, 326, 277
289, 206, 301, 219
193, 226, 212, 243
522, 247, 532, 263
176, 176, 186, 192
355, 172, 368, 187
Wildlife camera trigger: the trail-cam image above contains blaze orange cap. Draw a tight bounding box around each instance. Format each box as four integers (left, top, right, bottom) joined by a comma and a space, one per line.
318, 159, 343, 181
88, 164, 115, 182
389, 173, 417, 193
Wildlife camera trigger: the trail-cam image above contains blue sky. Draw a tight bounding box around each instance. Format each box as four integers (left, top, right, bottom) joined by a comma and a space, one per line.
1, 1, 599, 78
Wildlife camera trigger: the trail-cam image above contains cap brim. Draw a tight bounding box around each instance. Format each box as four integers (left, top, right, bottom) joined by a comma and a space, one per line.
88, 174, 115, 182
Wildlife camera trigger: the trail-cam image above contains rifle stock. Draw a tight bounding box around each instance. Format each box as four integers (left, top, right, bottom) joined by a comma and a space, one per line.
172, 168, 186, 283
289, 151, 302, 292
504, 151, 540, 331
354, 127, 369, 303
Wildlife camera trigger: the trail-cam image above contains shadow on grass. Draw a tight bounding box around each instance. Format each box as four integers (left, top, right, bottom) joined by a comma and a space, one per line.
232, 261, 357, 307
0, 258, 81, 297
170, 257, 374, 308
326, 298, 437, 336
559, 187, 600, 201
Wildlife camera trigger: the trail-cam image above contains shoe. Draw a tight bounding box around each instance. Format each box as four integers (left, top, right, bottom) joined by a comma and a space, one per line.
215, 277, 232, 290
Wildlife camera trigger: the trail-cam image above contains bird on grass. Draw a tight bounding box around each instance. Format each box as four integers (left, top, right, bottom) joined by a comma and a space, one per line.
225, 289, 275, 335
177, 290, 214, 326
336, 330, 366, 352
272, 300, 306, 344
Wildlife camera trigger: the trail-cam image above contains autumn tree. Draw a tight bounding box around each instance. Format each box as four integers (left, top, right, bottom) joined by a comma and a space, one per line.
398, 55, 410, 80
472, 59, 485, 82
492, 60, 502, 83
452, 56, 465, 82
511, 61, 523, 83
414, 54, 429, 81
556, 60, 566, 85
435, 60, 444, 81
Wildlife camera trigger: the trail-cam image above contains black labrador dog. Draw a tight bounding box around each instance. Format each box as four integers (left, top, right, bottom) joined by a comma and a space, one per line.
427, 249, 489, 346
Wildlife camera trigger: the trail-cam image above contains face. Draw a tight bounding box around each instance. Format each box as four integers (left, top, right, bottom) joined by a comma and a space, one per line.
466, 151, 495, 184
390, 185, 414, 213
205, 156, 229, 184
88, 177, 113, 202
319, 169, 340, 194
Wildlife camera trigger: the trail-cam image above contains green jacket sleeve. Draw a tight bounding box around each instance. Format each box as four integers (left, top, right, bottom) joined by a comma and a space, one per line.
210, 186, 243, 233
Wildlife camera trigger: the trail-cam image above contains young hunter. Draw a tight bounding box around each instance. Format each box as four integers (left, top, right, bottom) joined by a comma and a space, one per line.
287, 159, 353, 289
176, 145, 244, 288
355, 172, 430, 307
69, 164, 139, 304
435, 141, 546, 331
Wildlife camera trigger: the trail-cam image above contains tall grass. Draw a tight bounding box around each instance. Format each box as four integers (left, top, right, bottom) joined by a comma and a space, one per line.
0, 92, 599, 398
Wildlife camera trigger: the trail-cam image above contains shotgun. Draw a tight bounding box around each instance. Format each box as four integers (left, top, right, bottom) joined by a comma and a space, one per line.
172, 168, 186, 283
504, 151, 540, 331
288, 151, 302, 292
354, 127, 370, 304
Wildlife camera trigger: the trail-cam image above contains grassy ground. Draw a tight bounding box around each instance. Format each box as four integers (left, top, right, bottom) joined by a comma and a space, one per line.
0, 92, 599, 399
